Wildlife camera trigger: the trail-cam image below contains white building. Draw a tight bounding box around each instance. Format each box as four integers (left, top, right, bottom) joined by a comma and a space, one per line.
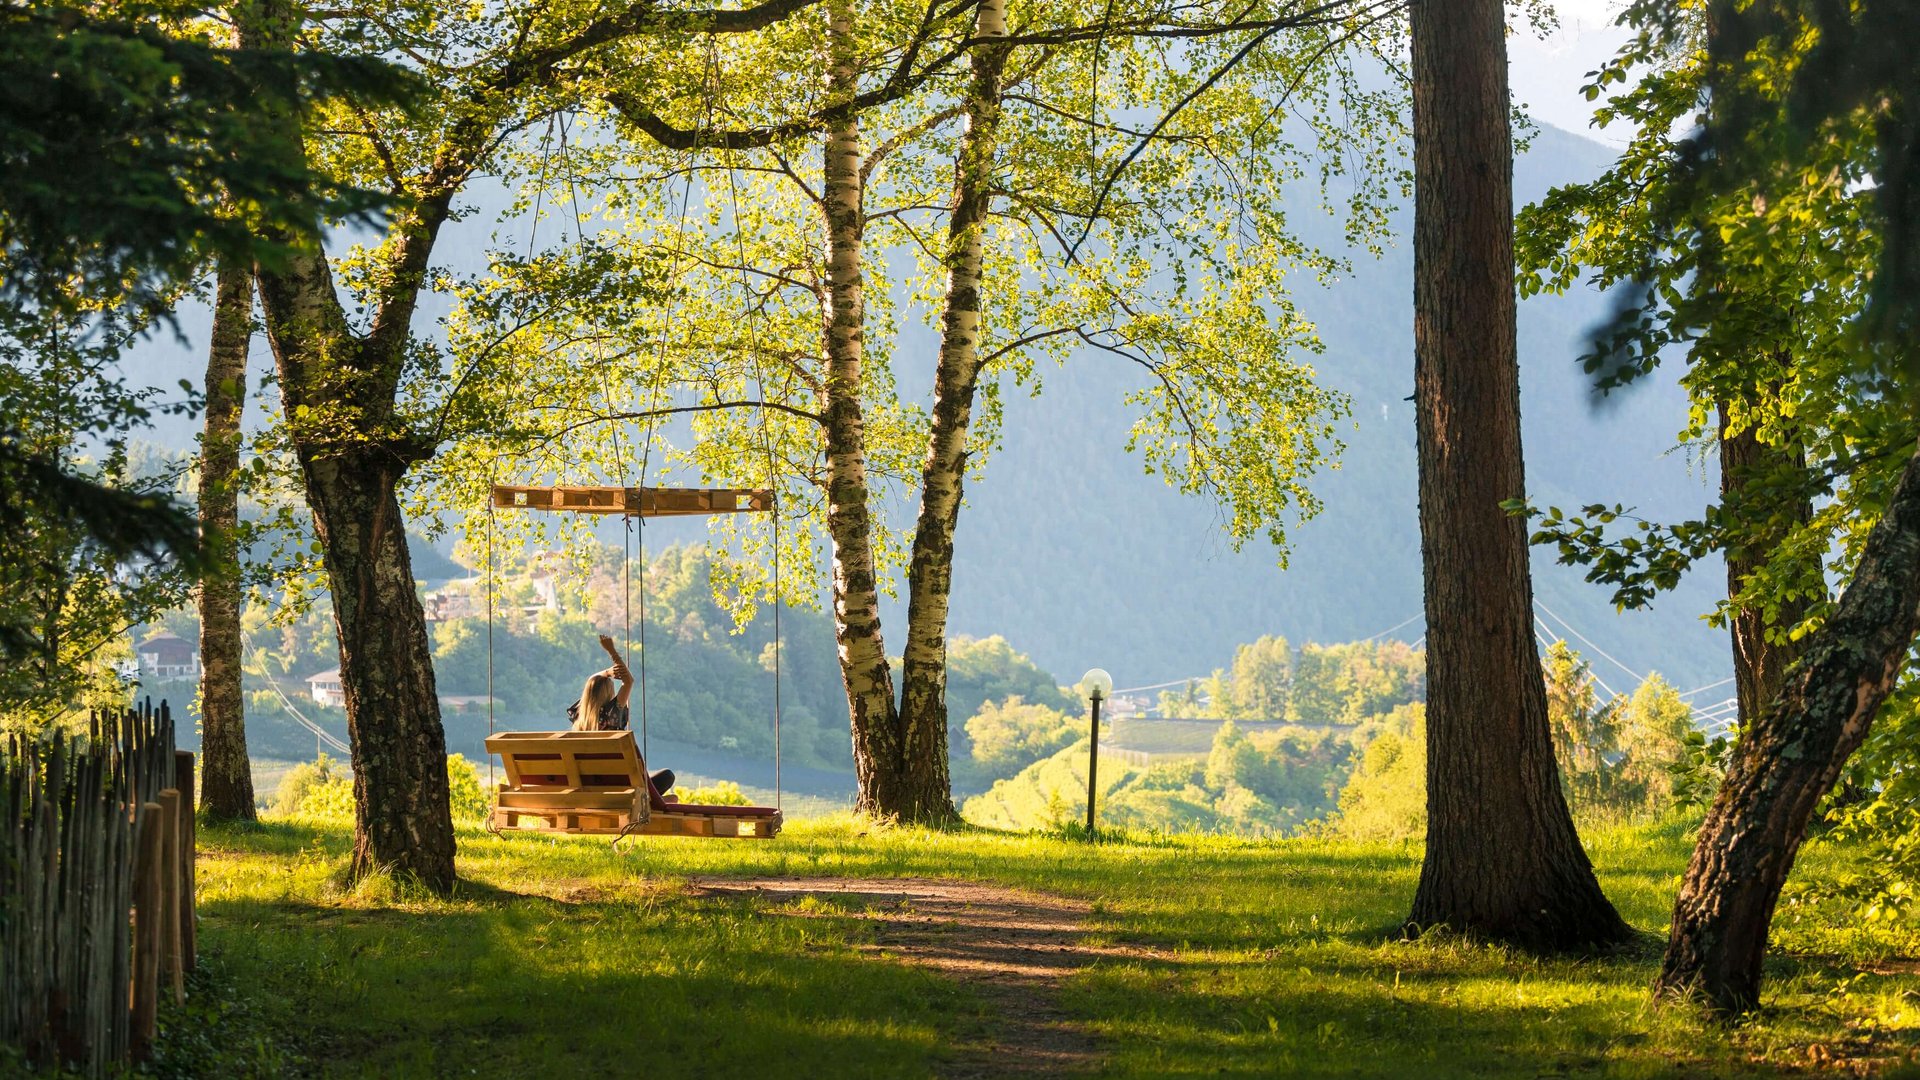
136, 632, 200, 679
308, 668, 344, 707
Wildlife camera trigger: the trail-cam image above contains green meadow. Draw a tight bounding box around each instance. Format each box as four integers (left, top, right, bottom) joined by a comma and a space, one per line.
158, 815, 1920, 1078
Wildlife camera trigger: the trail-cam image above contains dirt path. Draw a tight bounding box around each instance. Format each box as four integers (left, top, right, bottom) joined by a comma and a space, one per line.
692, 877, 1105, 1077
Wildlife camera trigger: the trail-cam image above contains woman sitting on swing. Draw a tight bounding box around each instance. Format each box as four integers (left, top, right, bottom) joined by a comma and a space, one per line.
569, 657, 676, 798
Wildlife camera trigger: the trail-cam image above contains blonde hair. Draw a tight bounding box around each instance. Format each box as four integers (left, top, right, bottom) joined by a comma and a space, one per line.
574, 673, 616, 730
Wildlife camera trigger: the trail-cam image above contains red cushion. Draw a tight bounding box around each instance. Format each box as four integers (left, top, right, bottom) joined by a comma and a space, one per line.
658, 803, 782, 819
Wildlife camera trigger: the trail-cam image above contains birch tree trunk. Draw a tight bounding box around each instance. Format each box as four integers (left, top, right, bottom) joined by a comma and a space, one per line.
1405, 0, 1631, 949
1657, 442, 1920, 1011
815, 0, 944, 821
196, 258, 256, 820
894, 0, 1011, 813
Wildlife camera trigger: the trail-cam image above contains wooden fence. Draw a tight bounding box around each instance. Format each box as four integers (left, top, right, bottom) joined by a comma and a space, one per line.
1, 700, 197, 1075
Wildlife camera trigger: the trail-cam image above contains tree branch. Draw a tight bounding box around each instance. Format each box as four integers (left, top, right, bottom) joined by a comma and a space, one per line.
569, 399, 827, 433
986, 0, 1374, 46
604, 0, 981, 149
496, 0, 829, 92
1066, 0, 1404, 260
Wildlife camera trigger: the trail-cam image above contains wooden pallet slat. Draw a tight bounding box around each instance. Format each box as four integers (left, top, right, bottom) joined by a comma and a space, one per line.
498, 789, 640, 810
491, 484, 774, 518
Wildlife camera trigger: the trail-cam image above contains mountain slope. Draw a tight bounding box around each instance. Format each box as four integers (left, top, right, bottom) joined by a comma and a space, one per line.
928, 122, 1728, 694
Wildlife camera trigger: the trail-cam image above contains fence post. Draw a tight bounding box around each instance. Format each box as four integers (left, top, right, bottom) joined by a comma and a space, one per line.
129, 802, 163, 1062
173, 751, 196, 974
154, 789, 184, 1007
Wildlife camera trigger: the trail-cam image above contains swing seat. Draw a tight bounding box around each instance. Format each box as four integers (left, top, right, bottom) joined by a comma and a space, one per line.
485, 730, 783, 839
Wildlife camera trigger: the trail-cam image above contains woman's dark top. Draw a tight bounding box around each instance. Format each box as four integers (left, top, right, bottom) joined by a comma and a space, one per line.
566, 699, 630, 732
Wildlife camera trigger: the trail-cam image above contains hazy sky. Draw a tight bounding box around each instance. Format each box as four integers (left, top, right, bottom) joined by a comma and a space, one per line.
1509, 0, 1633, 143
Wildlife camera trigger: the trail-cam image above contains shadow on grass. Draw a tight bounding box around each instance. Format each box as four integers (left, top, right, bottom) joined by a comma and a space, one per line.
201, 815, 356, 855
196, 888, 979, 1079
1055, 945, 1828, 1079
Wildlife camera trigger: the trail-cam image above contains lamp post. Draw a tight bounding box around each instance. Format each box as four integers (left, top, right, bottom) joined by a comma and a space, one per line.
1078, 668, 1113, 838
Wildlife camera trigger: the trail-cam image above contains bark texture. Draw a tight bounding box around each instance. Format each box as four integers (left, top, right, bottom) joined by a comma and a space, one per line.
895, 0, 1011, 803
253, 243, 456, 890
196, 258, 256, 820
1717, 400, 1812, 726
817, 0, 950, 822
298, 444, 454, 889
1405, 0, 1631, 949
1657, 443, 1920, 1011
246, 0, 457, 891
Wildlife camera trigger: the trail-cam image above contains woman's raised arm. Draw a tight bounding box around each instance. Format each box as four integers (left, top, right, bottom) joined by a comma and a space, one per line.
599, 634, 635, 707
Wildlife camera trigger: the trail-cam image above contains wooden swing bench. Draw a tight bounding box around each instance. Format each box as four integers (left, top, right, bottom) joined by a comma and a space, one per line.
484, 484, 786, 842
485, 730, 783, 841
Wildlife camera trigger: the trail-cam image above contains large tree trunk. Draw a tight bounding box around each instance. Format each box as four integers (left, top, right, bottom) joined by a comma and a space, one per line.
816, 0, 947, 821
254, 247, 455, 889
196, 258, 256, 820
299, 445, 454, 888
895, 0, 1010, 799
1405, 0, 1631, 949
1717, 399, 1812, 726
246, 0, 456, 890
1657, 443, 1920, 1011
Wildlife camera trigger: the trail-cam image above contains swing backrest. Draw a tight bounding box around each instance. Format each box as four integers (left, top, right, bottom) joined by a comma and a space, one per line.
487, 730, 646, 790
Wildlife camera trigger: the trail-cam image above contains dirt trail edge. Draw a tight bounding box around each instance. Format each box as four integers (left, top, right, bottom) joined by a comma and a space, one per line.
692, 877, 1105, 1077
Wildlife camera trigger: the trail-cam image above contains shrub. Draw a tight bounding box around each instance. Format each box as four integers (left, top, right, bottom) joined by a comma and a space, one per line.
447, 753, 490, 824
1328, 704, 1426, 841
967, 696, 1080, 776
270, 754, 349, 817
680, 779, 751, 806
272, 752, 495, 823
1136, 760, 1201, 792
292, 768, 354, 820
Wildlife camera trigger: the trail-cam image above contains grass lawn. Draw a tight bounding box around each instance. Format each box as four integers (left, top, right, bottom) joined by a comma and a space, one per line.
168, 814, 1920, 1078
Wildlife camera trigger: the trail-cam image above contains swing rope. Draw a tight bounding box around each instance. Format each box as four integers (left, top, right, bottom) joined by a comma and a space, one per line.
483, 115, 557, 796
556, 111, 649, 757
482, 52, 786, 808
711, 36, 785, 810
486, 465, 496, 794
628, 128, 702, 764
485, 114, 562, 794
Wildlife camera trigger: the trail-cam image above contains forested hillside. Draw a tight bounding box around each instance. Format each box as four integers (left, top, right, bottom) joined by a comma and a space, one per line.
144, 544, 1086, 800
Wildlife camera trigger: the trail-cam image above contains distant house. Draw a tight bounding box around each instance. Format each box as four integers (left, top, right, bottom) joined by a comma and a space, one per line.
527, 553, 561, 613
308, 668, 344, 707
136, 632, 199, 679
423, 590, 477, 623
